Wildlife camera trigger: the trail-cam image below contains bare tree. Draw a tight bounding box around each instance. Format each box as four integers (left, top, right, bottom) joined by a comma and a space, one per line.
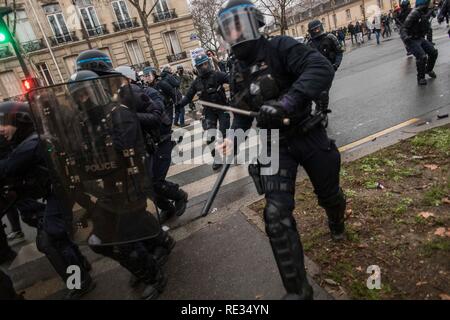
189, 0, 222, 53
257, 0, 308, 35
127, 0, 161, 68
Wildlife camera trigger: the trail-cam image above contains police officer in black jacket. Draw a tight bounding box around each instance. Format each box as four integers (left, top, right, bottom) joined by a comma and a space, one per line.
0, 101, 94, 300
306, 20, 344, 71
115, 66, 188, 224
400, 0, 438, 85
216, 0, 346, 300
176, 53, 231, 170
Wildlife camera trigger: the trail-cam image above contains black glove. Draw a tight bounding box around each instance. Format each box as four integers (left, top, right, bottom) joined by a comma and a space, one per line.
256, 100, 287, 129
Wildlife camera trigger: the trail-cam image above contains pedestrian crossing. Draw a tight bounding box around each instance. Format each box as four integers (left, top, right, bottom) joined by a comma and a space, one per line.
164, 118, 261, 229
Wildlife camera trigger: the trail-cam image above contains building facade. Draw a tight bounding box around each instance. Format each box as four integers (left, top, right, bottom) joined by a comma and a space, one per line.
0, 0, 200, 100
267, 0, 410, 38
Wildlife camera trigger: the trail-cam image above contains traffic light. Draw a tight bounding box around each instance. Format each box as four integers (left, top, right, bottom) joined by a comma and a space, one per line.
0, 7, 12, 44
21, 78, 39, 93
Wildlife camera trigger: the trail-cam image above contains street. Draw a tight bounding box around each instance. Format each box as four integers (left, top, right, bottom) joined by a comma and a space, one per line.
2, 24, 450, 300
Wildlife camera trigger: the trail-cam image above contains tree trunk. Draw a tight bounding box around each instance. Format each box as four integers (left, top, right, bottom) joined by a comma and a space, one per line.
138, 10, 159, 69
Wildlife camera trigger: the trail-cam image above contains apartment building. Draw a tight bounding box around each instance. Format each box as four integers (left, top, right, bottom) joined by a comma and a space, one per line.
0, 0, 200, 100
267, 0, 405, 38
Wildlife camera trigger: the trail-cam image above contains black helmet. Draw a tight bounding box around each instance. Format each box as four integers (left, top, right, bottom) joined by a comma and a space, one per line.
76, 49, 114, 75
216, 0, 264, 50
0, 101, 33, 127
400, 0, 411, 9
308, 20, 325, 39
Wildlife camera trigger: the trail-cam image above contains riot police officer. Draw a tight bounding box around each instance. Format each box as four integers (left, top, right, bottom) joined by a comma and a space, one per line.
216, 0, 346, 300
400, 0, 438, 85
0, 101, 94, 299
176, 53, 231, 171
115, 65, 188, 224
395, 0, 413, 55
68, 54, 171, 299
306, 20, 344, 71
142, 66, 181, 125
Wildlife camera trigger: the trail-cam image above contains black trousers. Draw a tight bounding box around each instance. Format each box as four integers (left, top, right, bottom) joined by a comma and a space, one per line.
407, 38, 438, 79
260, 126, 343, 295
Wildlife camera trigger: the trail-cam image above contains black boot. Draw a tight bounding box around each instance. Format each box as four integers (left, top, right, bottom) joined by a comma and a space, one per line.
156, 182, 188, 217
141, 269, 168, 300
416, 56, 427, 86
324, 197, 347, 242
0, 250, 17, 265
173, 189, 188, 217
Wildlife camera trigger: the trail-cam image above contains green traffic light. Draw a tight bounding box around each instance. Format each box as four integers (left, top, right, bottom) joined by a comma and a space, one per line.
0, 33, 6, 42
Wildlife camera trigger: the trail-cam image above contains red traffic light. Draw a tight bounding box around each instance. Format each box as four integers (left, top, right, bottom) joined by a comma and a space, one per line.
21, 77, 39, 93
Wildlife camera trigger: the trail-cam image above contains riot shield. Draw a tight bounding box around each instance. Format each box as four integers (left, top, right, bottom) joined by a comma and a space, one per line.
27, 74, 160, 246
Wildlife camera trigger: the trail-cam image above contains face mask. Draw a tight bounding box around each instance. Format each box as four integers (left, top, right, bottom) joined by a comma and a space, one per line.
232, 39, 259, 62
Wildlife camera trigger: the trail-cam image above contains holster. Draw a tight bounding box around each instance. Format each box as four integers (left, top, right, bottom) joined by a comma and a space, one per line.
248, 164, 264, 195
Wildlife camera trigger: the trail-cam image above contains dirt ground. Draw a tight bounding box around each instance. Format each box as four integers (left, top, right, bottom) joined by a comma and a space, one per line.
250, 125, 450, 300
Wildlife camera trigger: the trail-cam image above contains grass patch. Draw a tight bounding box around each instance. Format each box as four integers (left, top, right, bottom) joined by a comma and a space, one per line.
394, 198, 414, 214
411, 128, 450, 155
423, 185, 447, 207
422, 238, 450, 256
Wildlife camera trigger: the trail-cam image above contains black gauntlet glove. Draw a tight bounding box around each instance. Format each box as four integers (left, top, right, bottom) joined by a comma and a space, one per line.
256, 100, 287, 129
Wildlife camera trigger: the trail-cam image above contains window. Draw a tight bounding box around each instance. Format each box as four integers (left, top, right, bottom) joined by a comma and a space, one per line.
333, 14, 337, 28
126, 40, 145, 65
163, 31, 182, 56
0, 71, 22, 98
155, 0, 169, 14
378, 0, 384, 9
301, 25, 305, 34
112, 0, 131, 24
76, 0, 102, 36
8, 10, 37, 43
360, 5, 365, 15
321, 18, 326, 29
43, 4, 70, 41
64, 55, 78, 75
346, 9, 351, 20
36, 63, 54, 86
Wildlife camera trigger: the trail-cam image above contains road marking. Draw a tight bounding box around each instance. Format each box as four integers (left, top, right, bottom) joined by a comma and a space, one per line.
338, 118, 420, 153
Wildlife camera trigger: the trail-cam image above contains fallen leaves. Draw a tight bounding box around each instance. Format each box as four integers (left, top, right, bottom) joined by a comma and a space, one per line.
417, 212, 435, 219
424, 164, 439, 171
434, 227, 450, 237
324, 278, 339, 286
443, 198, 450, 205
439, 294, 450, 300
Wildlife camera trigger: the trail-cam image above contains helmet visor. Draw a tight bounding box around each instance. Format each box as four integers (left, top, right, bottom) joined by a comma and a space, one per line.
217, 4, 261, 46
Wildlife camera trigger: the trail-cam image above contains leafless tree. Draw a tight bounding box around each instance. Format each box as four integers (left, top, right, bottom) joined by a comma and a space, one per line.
127, 0, 161, 68
257, 0, 309, 35
189, 0, 222, 53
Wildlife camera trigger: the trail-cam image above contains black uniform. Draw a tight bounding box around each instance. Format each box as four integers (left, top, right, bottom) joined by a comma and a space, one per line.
136, 84, 188, 221
306, 33, 344, 70
0, 128, 93, 296
230, 35, 346, 299
0, 269, 21, 300
400, 5, 438, 82
178, 70, 231, 150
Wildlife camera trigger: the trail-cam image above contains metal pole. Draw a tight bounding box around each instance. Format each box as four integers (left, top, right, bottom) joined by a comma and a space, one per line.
201, 163, 232, 217
197, 100, 291, 126
27, 0, 64, 83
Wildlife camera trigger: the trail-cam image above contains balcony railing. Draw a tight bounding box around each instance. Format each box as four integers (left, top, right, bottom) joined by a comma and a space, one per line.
131, 61, 151, 71
21, 39, 46, 53
112, 18, 140, 32
84, 24, 109, 38
167, 51, 187, 63
48, 31, 79, 47
0, 46, 14, 59
152, 9, 177, 23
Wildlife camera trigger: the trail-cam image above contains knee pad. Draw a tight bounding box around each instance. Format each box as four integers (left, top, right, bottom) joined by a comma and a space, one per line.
264, 197, 295, 238
318, 188, 346, 209
35, 229, 53, 255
